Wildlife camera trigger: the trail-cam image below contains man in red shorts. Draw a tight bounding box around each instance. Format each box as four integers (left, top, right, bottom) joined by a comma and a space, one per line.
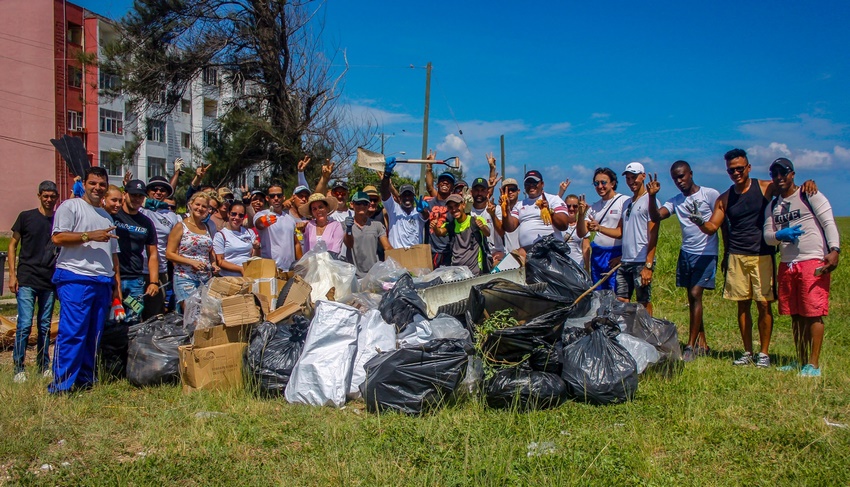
763, 158, 840, 377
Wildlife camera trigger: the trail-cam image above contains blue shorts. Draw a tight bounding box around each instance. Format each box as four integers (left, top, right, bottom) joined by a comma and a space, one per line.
676, 251, 717, 290
589, 242, 622, 291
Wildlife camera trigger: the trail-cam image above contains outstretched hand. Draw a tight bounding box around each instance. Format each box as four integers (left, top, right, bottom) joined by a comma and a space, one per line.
685, 200, 704, 226
646, 173, 660, 196
297, 156, 311, 172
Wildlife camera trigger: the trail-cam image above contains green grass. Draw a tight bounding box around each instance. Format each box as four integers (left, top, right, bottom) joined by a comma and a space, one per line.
2, 219, 849, 485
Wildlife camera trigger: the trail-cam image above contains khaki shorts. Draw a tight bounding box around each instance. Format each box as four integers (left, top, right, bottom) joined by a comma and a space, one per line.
723, 254, 775, 302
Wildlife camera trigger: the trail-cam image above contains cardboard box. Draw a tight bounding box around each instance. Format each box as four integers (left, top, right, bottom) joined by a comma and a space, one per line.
208, 276, 252, 298
1, 316, 59, 349
263, 276, 314, 323
179, 343, 247, 393
252, 278, 287, 310
193, 324, 251, 349
220, 294, 261, 327
385, 244, 433, 272
242, 258, 291, 280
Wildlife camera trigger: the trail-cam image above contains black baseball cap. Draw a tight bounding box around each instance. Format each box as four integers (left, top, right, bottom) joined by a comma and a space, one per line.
524, 170, 543, 184
770, 157, 794, 173
399, 184, 416, 195
331, 180, 349, 190
125, 179, 147, 195
454, 179, 468, 188
250, 189, 266, 198
471, 177, 488, 189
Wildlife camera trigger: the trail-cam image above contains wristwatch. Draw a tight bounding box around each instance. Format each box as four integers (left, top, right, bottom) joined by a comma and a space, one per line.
829, 246, 840, 254
81, 232, 89, 242
644, 262, 654, 271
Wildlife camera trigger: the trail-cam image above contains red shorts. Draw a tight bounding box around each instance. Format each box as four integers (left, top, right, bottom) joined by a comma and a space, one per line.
777, 259, 830, 317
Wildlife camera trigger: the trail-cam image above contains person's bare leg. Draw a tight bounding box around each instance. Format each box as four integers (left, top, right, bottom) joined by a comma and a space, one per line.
687, 286, 705, 349
791, 315, 805, 365
808, 317, 824, 369
642, 302, 653, 316
737, 300, 753, 354
755, 300, 773, 356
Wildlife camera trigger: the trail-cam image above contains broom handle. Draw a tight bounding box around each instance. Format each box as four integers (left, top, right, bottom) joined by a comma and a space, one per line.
572, 263, 622, 306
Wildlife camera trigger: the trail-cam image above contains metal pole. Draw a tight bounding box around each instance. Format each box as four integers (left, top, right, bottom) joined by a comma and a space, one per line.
500, 134, 505, 181
419, 62, 432, 195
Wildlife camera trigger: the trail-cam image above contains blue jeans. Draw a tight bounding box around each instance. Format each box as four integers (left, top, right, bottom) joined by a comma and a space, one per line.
173, 274, 208, 304
115, 276, 145, 325
13, 286, 56, 373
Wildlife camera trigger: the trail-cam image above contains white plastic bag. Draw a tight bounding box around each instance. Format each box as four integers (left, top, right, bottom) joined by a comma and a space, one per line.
294, 241, 358, 303
348, 310, 397, 399
615, 333, 660, 374
359, 258, 408, 294
397, 314, 470, 349
184, 285, 222, 330
413, 266, 474, 286
285, 301, 360, 407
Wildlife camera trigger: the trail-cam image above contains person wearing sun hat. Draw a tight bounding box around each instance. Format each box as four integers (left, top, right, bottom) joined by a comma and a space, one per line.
298, 192, 344, 256
140, 175, 181, 317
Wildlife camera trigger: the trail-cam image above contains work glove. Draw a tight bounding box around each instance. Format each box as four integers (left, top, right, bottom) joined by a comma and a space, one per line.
384, 156, 397, 177
415, 195, 428, 213
344, 216, 354, 233
111, 298, 126, 321
174, 157, 184, 173
775, 224, 805, 244
258, 214, 278, 227
685, 200, 705, 226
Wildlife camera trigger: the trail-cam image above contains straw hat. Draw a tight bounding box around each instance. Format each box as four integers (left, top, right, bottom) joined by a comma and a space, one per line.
298, 192, 339, 218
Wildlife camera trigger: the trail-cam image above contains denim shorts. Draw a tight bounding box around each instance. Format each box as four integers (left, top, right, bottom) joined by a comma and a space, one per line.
173, 275, 209, 303
616, 261, 652, 303
676, 251, 717, 289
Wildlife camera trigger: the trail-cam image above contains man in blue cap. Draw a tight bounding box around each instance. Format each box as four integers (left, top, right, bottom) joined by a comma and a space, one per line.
424, 153, 456, 266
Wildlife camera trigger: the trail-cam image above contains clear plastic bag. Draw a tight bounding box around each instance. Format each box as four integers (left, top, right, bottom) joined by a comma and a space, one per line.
184, 285, 222, 330
359, 258, 408, 294
413, 266, 474, 287
397, 314, 470, 349
615, 333, 660, 374
294, 241, 358, 303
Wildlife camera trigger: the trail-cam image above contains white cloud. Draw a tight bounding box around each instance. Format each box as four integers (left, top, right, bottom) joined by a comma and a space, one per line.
436, 133, 474, 170
590, 122, 635, 134
532, 122, 572, 138
834, 145, 850, 161
737, 115, 847, 144
347, 103, 417, 126
570, 165, 595, 177
795, 149, 832, 169
591, 113, 610, 119
746, 142, 839, 170
435, 119, 528, 142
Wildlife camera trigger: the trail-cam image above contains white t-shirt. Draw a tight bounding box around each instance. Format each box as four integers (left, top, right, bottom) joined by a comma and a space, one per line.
253, 209, 297, 271
470, 205, 505, 253
213, 227, 257, 276
562, 223, 588, 267
52, 198, 119, 277
383, 196, 426, 248
139, 208, 181, 274
510, 192, 569, 248
621, 193, 660, 263
503, 229, 520, 253
585, 193, 627, 248
663, 187, 720, 256
329, 208, 353, 224
764, 189, 840, 263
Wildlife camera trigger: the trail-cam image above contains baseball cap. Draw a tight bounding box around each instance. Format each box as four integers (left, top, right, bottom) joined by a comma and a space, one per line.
454, 179, 468, 188
399, 184, 416, 195
250, 189, 266, 199
331, 180, 349, 190
294, 185, 310, 195
770, 157, 794, 173
363, 185, 379, 197
471, 177, 488, 189
524, 170, 543, 184
351, 191, 370, 204
446, 194, 464, 205
38, 180, 58, 194
502, 178, 519, 188
147, 175, 174, 197
437, 172, 456, 183
218, 187, 234, 199
622, 162, 645, 175
125, 179, 147, 195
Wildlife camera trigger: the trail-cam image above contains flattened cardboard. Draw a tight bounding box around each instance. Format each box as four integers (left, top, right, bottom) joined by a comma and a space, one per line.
193, 324, 250, 349
385, 244, 433, 272
242, 258, 290, 280
220, 294, 261, 327
252, 278, 287, 310
179, 343, 247, 393
208, 277, 252, 298
1, 316, 59, 349
262, 276, 313, 323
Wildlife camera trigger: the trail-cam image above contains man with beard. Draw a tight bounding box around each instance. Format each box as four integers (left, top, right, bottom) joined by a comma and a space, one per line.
381, 157, 429, 248
254, 183, 300, 271
502, 170, 570, 254
433, 194, 491, 276
424, 162, 456, 267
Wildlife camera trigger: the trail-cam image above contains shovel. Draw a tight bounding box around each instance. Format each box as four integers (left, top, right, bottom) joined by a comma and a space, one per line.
356, 147, 460, 172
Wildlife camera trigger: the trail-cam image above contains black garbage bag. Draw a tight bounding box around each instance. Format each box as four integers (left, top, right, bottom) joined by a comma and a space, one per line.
465, 279, 568, 330
563, 323, 592, 346
528, 339, 564, 374
99, 323, 130, 379
480, 306, 574, 364
379, 274, 427, 332
526, 236, 593, 315
360, 339, 471, 415
561, 316, 638, 405
485, 367, 568, 410
596, 293, 681, 361
246, 315, 310, 397
127, 313, 192, 387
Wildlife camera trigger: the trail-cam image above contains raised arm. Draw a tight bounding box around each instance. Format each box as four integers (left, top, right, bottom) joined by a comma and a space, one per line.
645, 174, 670, 222
697, 193, 727, 235
425, 151, 438, 198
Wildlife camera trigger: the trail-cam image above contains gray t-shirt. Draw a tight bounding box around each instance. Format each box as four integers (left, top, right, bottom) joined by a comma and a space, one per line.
139, 208, 181, 274
347, 219, 387, 278
52, 198, 119, 277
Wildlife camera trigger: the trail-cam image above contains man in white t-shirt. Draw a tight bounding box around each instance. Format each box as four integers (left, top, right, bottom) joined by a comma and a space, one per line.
381, 158, 429, 248
502, 170, 569, 254
328, 180, 353, 224
49, 167, 122, 394
469, 177, 505, 265
577, 167, 628, 291
648, 160, 720, 361
254, 183, 299, 271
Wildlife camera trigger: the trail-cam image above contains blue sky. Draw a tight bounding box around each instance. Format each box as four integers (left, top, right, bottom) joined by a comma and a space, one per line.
78, 0, 850, 214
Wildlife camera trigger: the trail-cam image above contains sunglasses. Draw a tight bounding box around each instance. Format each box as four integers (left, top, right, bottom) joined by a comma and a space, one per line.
229, 212, 246, 218
769, 169, 791, 178
369, 198, 379, 203
593, 180, 609, 187
268, 193, 284, 199
566, 204, 578, 209
505, 186, 519, 192
353, 201, 370, 206
151, 187, 168, 193
626, 202, 633, 218
726, 166, 747, 175
166, 204, 177, 210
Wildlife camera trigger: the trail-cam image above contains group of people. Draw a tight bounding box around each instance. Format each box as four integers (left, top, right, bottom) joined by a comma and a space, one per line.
7, 148, 840, 393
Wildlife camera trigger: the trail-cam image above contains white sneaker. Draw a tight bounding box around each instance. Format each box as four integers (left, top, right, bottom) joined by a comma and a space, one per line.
43, 369, 53, 379
13, 372, 27, 383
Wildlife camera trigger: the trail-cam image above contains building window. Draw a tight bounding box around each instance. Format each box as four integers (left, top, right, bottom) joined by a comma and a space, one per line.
68, 66, 83, 88
180, 99, 191, 113
100, 151, 123, 176
99, 71, 120, 90
67, 110, 84, 131
202, 67, 218, 86
203, 98, 217, 118
203, 130, 218, 148
67, 23, 83, 45
181, 132, 191, 149
147, 157, 166, 178
99, 109, 123, 135
147, 119, 166, 143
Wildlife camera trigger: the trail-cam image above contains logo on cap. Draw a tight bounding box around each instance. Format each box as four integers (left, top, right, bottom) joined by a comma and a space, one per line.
471, 177, 488, 188
622, 162, 645, 175
524, 170, 543, 183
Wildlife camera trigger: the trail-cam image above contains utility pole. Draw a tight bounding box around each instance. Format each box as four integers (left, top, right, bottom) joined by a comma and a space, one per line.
419, 62, 432, 195
500, 135, 505, 181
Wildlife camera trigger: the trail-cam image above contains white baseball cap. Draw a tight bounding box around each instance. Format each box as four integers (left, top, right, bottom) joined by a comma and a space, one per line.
622, 162, 645, 175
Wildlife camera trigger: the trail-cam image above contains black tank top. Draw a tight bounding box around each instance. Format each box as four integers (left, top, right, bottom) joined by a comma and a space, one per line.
725, 178, 774, 255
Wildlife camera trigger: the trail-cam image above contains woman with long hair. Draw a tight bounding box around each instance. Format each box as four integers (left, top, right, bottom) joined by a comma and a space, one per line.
166, 192, 215, 304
